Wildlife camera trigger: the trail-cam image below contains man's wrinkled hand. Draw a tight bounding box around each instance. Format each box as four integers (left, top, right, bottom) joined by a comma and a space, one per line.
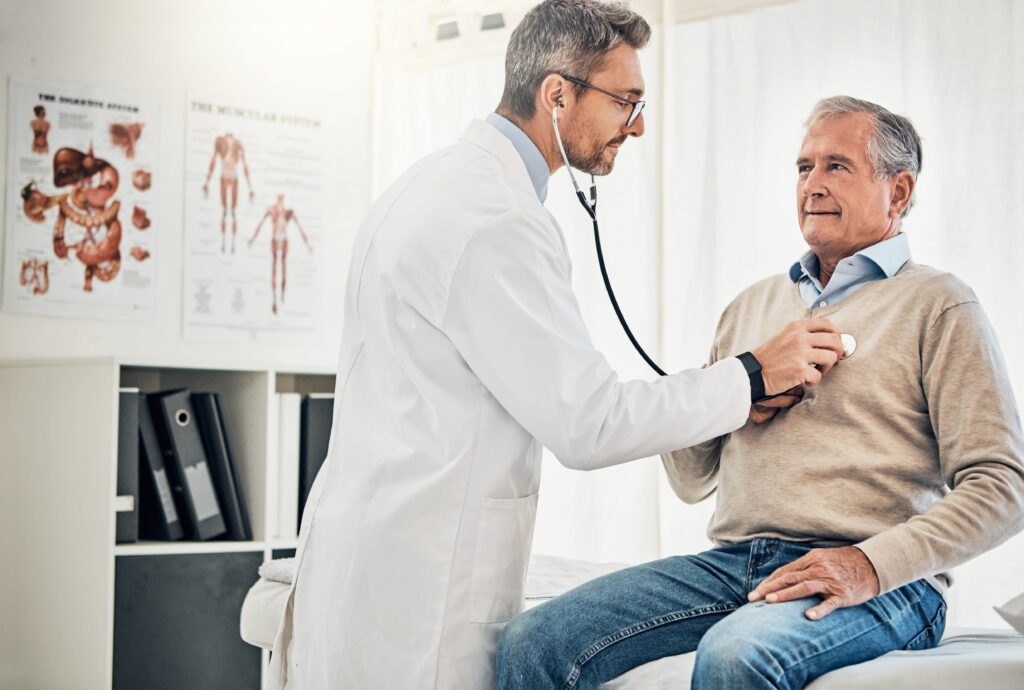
749, 386, 804, 424
747, 546, 880, 620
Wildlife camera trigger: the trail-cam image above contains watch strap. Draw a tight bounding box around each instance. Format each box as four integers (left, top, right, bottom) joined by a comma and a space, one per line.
736, 351, 765, 403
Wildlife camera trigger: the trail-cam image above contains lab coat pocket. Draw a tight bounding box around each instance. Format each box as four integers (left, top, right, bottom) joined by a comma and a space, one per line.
468, 493, 539, 624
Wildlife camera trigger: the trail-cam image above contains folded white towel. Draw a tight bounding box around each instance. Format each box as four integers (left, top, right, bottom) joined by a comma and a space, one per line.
994, 592, 1024, 633
259, 557, 296, 585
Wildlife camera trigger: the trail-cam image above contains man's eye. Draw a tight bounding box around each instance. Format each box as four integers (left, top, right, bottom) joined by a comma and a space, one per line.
797, 165, 811, 173
828, 163, 847, 171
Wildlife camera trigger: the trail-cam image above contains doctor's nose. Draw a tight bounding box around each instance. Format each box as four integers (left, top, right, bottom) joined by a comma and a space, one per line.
626, 111, 645, 137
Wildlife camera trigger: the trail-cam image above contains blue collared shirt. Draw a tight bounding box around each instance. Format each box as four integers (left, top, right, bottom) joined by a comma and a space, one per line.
485, 112, 549, 203
789, 232, 911, 308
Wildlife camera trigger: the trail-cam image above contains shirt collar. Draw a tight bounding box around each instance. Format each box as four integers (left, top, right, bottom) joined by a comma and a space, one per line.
485, 112, 549, 203
789, 232, 911, 283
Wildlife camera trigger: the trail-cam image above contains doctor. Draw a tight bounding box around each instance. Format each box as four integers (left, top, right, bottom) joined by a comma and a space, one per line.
269, 1, 844, 688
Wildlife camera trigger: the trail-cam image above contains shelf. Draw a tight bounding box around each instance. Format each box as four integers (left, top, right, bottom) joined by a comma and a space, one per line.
114, 540, 267, 556
268, 537, 298, 551
0, 358, 332, 687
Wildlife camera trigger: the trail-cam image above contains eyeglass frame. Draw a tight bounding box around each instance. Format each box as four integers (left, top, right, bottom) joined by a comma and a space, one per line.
560, 74, 646, 128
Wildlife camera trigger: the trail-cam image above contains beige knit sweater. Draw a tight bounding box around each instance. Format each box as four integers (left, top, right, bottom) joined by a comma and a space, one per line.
663, 262, 1024, 593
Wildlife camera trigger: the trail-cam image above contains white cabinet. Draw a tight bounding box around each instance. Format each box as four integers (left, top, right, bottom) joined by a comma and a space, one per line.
0, 358, 335, 689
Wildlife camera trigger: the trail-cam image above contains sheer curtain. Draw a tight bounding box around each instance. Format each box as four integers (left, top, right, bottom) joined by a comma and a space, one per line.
371, 0, 1023, 626
372, 34, 667, 565
659, 0, 1024, 628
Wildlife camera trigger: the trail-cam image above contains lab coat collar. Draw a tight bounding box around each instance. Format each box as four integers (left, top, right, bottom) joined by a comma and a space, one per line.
484, 113, 549, 203
460, 119, 542, 205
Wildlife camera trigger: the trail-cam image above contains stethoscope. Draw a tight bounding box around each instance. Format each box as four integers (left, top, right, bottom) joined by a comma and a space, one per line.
552, 101, 669, 376
552, 102, 857, 380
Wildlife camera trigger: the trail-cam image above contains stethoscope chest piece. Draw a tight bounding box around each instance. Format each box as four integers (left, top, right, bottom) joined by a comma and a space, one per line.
841, 333, 857, 359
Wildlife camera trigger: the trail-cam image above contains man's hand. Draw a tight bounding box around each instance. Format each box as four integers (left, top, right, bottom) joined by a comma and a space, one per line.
752, 319, 845, 396
747, 546, 880, 620
749, 386, 804, 423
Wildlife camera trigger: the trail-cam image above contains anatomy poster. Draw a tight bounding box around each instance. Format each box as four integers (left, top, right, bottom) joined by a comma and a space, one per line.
183, 95, 324, 342
2, 77, 157, 320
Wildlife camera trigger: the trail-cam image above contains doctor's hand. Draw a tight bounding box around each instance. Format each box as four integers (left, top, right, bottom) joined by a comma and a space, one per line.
752, 318, 844, 395
749, 386, 803, 424
747, 546, 881, 620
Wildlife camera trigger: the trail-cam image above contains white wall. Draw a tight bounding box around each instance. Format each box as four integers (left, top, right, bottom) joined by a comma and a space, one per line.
0, 0, 375, 370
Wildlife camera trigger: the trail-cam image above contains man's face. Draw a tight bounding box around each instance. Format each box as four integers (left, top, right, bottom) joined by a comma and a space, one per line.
562, 43, 645, 176
795, 112, 898, 257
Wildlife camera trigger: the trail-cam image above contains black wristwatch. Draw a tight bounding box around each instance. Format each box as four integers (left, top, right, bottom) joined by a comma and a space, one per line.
736, 351, 765, 403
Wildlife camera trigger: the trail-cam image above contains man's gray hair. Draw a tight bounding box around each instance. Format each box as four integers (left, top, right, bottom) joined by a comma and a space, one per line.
806, 96, 923, 217
499, 0, 650, 121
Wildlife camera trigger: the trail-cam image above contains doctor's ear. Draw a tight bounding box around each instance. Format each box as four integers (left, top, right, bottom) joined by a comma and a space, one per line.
538, 73, 570, 115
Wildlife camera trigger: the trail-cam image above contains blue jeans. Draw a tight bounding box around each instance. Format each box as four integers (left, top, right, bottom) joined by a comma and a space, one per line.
497, 540, 946, 690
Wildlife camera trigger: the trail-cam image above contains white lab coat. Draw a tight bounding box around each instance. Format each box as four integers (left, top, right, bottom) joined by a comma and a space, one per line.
267, 119, 750, 689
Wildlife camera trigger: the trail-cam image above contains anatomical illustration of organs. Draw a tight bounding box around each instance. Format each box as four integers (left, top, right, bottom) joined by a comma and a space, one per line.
19, 257, 49, 295
109, 122, 143, 159
21, 146, 124, 292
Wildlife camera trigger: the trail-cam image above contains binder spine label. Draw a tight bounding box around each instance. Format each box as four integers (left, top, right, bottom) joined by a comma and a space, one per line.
186, 461, 222, 522
153, 468, 177, 521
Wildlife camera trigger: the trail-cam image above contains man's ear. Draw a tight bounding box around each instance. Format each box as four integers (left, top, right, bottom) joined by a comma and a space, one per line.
538, 73, 569, 116
889, 171, 915, 217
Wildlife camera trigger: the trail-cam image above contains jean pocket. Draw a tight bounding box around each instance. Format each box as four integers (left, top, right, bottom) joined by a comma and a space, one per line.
468, 493, 539, 624
903, 600, 947, 651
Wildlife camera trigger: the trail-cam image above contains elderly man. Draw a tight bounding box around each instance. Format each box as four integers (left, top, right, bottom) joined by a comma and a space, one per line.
496, 96, 1024, 689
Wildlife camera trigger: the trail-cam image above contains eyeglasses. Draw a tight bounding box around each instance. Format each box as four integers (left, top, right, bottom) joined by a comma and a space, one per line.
561, 75, 646, 128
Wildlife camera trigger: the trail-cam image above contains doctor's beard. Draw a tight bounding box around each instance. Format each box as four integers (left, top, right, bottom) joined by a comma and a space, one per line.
564, 128, 627, 176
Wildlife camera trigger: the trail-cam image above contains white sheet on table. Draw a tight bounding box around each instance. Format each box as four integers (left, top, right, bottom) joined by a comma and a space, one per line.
240, 555, 1024, 689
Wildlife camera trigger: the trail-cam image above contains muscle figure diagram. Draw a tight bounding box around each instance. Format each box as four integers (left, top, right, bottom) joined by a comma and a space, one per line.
31, 106, 50, 154
21, 146, 123, 292
19, 258, 49, 296
249, 195, 311, 314
203, 133, 254, 253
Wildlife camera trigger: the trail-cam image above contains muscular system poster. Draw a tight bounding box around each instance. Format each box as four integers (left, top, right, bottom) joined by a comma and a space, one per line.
183, 94, 324, 342
2, 77, 157, 320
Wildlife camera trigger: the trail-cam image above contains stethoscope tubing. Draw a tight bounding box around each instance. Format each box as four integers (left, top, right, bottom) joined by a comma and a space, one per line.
553, 102, 668, 378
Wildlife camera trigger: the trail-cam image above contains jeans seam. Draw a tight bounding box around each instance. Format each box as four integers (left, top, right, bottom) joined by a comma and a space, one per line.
903, 599, 947, 650
745, 539, 779, 592
771, 583, 939, 686
775, 615, 884, 685
745, 544, 757, 592
561, 603, 738, 690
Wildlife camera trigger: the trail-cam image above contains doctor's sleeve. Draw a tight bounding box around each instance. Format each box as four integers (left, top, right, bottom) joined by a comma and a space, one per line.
442, 212, 750, 471
661, 330, 729, 503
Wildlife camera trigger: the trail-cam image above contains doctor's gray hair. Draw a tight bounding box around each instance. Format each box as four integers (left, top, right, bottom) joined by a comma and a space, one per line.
499, 0, 650, 121
805, 96, 923, 217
